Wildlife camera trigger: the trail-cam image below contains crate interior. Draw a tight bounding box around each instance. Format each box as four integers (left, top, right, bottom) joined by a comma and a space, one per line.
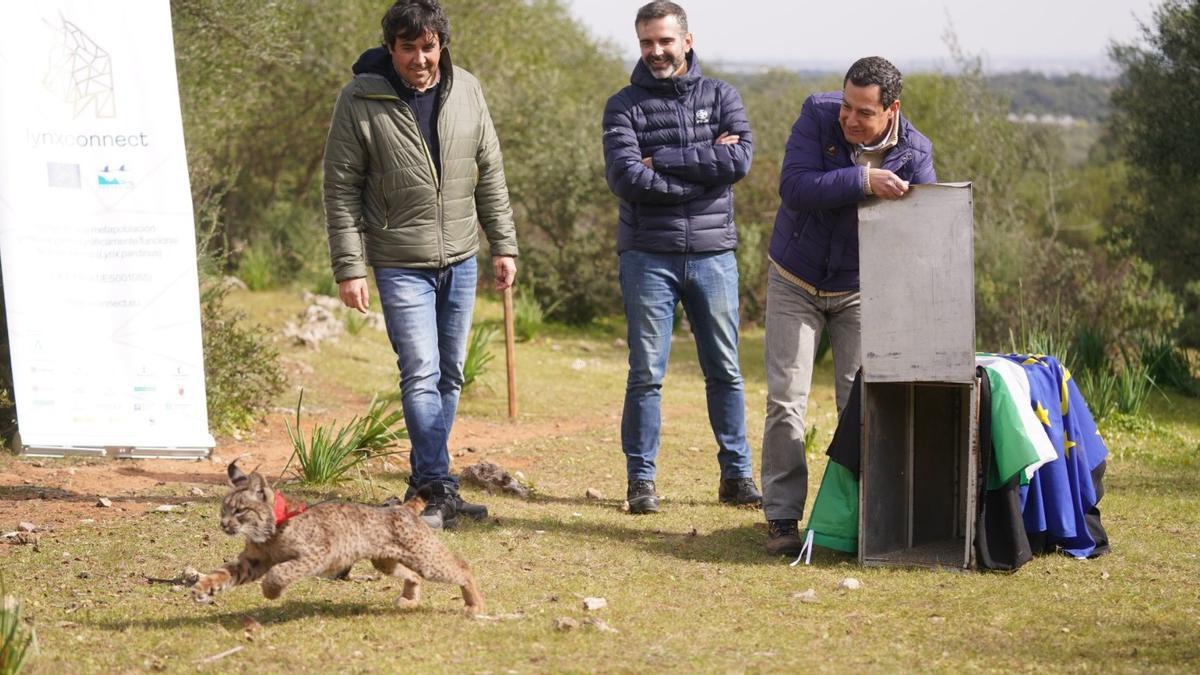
860, 382, 975, 569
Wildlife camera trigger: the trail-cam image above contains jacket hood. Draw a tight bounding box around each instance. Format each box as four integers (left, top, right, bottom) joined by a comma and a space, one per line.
630, 50, 701, 96
352, 46, 393, 77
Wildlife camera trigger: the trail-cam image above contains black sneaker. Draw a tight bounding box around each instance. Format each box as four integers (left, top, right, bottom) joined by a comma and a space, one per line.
410, 482, 488, 530
626, 479, 660, 514
417, 482, 457, 530
448, 491, 489, 521
766, 519, 804, 556
719, 477, 763, 507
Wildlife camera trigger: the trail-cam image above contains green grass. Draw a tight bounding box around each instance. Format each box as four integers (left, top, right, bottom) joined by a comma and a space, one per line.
2, 291, 1198, 671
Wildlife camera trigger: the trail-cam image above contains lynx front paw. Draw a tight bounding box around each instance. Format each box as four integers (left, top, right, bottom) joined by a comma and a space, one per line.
395, 596, 419, 610
191, 583, 215, 604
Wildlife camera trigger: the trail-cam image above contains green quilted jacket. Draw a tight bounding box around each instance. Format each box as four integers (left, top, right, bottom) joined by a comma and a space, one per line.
322, 57, 517, 280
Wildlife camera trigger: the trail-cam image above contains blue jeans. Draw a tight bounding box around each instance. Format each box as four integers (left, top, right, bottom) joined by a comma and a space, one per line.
375, 258, 477, 489
619, 250, 753, 482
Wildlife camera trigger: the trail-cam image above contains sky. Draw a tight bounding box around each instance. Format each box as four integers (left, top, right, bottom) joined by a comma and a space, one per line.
564, 0, 1163, 74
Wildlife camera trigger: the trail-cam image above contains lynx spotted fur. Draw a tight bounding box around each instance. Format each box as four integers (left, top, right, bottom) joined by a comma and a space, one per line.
192, 463, 483, 616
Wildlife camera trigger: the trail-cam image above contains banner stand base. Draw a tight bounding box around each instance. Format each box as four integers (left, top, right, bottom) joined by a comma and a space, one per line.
17, 443, 212, 460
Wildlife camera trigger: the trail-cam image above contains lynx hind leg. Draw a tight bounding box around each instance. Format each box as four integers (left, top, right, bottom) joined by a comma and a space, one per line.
399, 546, 485, 617
457, 570, 484, 618
372, 558, 422, 609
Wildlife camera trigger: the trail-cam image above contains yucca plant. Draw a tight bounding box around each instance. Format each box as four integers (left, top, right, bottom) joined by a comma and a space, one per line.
1010, 327, 1073, 375
282, 390, 403, 488
1, 578, 36, 675
1114, 362, 1155, 417
462, 325, 498, 391
358, 394, 408, 450
1076, 369, 1118, 422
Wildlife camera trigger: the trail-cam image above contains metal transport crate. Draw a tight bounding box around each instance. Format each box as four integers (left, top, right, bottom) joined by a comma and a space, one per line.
857, 184, 977, 570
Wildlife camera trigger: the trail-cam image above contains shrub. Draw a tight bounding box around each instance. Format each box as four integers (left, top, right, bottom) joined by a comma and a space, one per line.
344, 310, 367, 337
462, 325, 498, 391
1138, 336, 1200, 397
1, 577, 36, 675
235, 241, 276, 291
1073, 326, 1110, 376
521, 225, 620, 326
309, 271, 339, 298
201, 284, 287, 434
513, 288, 561, 342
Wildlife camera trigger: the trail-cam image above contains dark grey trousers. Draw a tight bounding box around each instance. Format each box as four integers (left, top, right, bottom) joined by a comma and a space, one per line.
761, 265, 861, 521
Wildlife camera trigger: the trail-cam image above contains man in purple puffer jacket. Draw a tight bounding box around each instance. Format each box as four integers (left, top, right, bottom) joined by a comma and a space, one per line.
762, 57, 936, 555
602, 2, 759, 515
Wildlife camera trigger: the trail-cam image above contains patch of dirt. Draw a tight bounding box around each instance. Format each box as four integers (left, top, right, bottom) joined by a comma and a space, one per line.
0, 391, 614, 544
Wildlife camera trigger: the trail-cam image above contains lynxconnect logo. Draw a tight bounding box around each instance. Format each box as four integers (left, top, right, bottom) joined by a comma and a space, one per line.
42, 14, 115, 119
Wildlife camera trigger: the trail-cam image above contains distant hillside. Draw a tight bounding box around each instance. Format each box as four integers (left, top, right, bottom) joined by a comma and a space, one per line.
985, 72, 1114, 122
712, 63, 1115, 123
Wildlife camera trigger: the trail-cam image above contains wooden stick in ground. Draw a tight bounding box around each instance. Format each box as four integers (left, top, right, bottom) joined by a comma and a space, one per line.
503, 285, 518, 420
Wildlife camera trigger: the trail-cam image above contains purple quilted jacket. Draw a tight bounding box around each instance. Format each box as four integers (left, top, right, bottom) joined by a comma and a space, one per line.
770, 91, 936, 291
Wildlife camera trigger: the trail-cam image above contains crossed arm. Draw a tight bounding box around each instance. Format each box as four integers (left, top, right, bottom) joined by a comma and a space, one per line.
602, 84, 755, 203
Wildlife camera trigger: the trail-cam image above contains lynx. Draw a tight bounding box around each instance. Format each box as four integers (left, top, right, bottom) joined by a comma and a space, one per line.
192, 463, 484, 616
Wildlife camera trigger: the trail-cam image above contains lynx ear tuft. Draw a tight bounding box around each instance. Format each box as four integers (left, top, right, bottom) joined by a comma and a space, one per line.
247, 471, 272, 501
227, 461, 249, 486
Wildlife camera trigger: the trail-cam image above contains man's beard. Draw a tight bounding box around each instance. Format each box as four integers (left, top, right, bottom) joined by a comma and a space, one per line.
645, 54, 684, 79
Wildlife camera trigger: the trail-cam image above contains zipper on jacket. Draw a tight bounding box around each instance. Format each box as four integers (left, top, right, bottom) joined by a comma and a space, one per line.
675, 98, 692, 252
397, 99, 447, 267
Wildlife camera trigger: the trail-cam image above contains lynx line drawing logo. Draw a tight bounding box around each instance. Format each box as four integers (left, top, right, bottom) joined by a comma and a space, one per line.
42, 14, 115, 119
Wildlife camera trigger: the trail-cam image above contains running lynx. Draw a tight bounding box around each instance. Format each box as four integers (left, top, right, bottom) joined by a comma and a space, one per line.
192, 463, 484, 616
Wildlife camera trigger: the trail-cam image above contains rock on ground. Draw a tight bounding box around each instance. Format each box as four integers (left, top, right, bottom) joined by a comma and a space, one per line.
460, 461, 530, 498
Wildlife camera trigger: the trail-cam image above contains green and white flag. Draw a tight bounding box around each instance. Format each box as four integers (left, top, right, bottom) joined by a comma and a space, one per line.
976, 355, 1057, 488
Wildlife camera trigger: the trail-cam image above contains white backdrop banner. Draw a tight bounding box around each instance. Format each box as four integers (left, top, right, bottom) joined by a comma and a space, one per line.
0, 1, 214, 454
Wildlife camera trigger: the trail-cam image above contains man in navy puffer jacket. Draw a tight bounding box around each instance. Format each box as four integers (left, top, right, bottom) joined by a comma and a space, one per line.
762, 56, 936, 555
602, 1, 759, 515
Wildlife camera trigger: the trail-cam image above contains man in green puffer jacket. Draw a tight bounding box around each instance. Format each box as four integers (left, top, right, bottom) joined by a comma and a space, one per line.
322, 0, 518, 530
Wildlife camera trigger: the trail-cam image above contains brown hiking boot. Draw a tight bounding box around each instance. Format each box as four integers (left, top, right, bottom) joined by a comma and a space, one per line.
719, 477, 763, 507
766, 519, 804, 556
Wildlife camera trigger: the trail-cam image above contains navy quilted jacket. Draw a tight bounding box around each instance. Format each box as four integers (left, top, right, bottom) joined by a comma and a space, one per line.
770, 91, 935, 291
602, 52, 753, 254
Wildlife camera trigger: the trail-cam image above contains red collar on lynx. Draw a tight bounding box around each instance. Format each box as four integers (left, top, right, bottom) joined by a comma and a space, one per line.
273, 491, 308, 526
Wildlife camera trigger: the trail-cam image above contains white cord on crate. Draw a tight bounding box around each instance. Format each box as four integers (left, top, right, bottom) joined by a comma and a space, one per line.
790, 528, 815, 567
